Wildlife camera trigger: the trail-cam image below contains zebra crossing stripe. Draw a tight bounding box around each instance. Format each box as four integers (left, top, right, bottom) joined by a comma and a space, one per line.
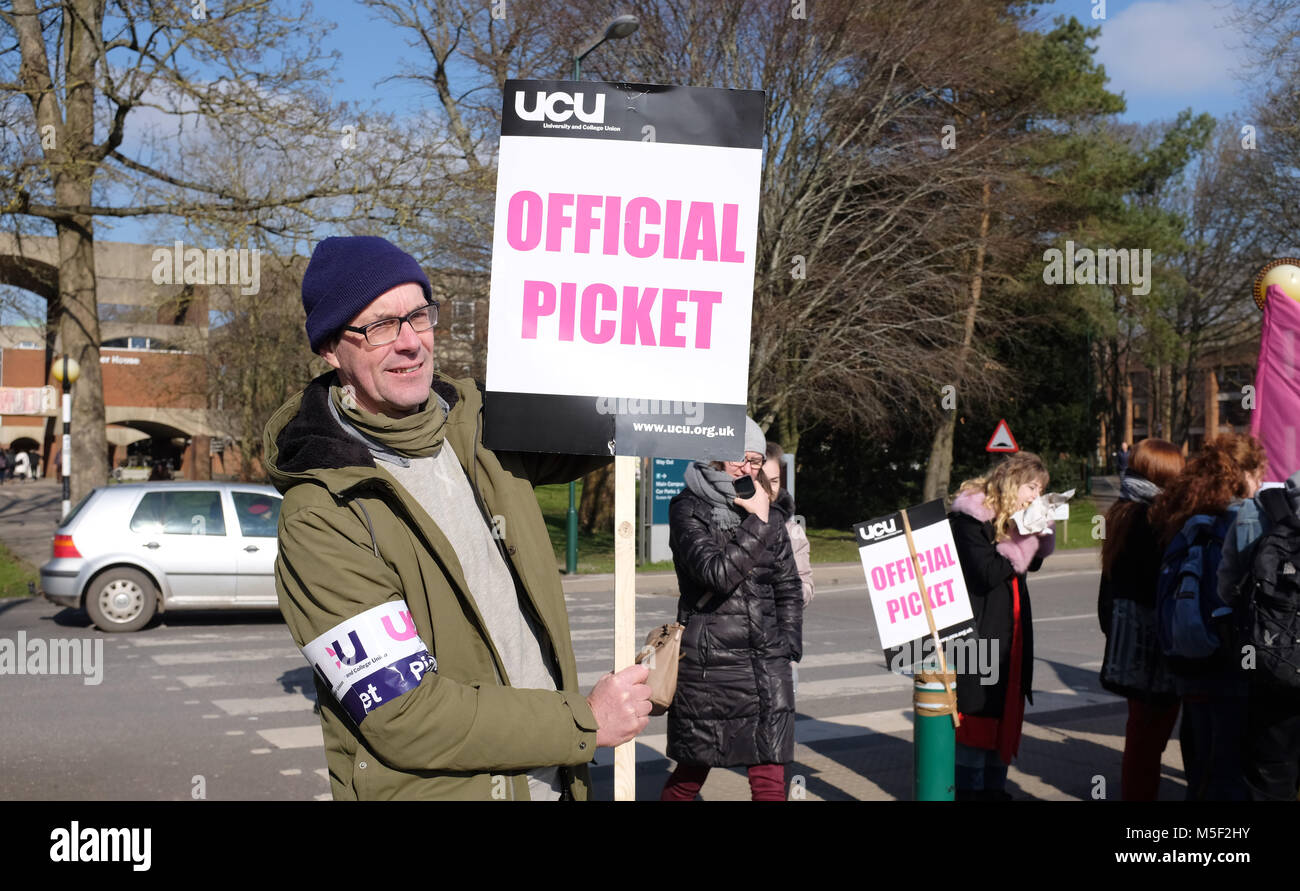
128, 633, 281, 647
212, 697, 316, 716
589, 686, 1122, 766
150, 649, 301, 665
256, 726, 323, 749
577, 651, 899, 695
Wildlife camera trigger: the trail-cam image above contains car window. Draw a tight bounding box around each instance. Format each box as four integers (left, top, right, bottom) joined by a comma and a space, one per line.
232, 492, 281, 537
129, 491, 226, 536
59, 491, 96, 530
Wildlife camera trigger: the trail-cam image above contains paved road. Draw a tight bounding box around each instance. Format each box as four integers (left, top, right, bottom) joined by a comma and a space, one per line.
0, 476, 1177, 800
0, 478, 63, 569
584, 550, 1184, 801
0, 543, 1188, 800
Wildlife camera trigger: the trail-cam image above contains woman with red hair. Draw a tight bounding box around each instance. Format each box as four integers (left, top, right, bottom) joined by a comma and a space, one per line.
1149, 433, 1267, 801
1097, 438, 1185, 799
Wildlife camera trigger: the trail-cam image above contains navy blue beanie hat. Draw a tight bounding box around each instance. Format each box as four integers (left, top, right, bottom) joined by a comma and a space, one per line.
302, 236, 432, 352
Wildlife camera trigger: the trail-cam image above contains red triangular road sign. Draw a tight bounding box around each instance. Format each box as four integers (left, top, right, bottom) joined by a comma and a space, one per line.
986, 419, 1019, 452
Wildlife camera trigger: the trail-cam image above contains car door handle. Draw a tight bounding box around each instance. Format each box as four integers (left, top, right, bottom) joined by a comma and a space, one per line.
143, 541, 161, 549
244, 545, 260, 553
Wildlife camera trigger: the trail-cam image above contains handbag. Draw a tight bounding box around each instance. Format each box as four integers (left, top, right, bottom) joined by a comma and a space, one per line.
1100, 597, 1176, 698
635, 622, 685, 716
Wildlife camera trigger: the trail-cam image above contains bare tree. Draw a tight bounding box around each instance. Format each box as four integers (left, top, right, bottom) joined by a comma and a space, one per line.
0, 0, 393, 500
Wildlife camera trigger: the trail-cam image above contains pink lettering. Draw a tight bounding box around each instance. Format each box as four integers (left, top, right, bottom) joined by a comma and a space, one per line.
382, 609, 418, 641
680, 201, 718, 262
719, 203, 745, 262
573, 194, 603, 254
662, 199, 682, 259
624, 198, 660, 258
688, 290, 721, 348
940, 543, 955, 570
660, 288, 688, 347
580, 283, 617, 343
545, 193, 574, 252
621, 286, 658, 346
602, 196, 622, 256
506, 191, 543, 251
558, 281, 577, 342
521, 280, 555, 339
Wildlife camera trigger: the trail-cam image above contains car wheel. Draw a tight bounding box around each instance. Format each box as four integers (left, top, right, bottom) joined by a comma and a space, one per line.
85, 568, 158, 633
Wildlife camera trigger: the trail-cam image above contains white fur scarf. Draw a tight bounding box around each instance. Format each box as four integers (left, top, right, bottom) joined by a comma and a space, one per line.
950, 490, 1055, 575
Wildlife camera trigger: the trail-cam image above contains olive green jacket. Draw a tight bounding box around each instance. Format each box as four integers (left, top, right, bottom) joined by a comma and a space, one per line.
264, 372, 607, 800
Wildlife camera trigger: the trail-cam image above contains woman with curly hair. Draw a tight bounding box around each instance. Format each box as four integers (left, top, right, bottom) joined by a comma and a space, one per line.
947, 451, 1055, 800
1149, 433, 1266, 801
1097, 438, 1185, 800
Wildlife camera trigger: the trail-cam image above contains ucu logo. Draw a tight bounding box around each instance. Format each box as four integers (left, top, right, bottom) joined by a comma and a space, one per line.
381, 609, 418, 641
514, 90, 606, 123
325, 631, 368, 668
858, 518, 899, 542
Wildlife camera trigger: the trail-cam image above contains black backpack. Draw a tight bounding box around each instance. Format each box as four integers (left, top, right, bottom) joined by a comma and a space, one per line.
1240, 488, 1300, 689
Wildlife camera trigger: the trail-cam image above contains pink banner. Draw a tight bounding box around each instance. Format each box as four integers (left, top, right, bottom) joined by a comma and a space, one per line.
0, 387, 53, 415
1250, 284, 1300, 482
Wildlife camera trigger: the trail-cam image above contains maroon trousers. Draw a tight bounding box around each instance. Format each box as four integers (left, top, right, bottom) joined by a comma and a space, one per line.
1122, 697, 1180, 801
660, 763, 787, 801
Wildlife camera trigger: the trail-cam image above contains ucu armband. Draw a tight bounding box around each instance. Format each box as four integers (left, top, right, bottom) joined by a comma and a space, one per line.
303, 602, 437, 724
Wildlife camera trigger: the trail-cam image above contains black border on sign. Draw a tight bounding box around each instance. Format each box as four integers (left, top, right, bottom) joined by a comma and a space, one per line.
881, 619, 979, 674
484, 391, 746, 459
852, 498, 948, 546
501, 79, 765, 149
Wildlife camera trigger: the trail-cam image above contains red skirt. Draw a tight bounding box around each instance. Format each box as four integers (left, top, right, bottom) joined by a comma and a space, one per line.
955, 576, 1025, 765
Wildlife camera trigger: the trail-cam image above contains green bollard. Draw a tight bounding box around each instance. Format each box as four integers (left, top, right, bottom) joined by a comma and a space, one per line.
566, 480, 578, 574
913, 668, 956, 801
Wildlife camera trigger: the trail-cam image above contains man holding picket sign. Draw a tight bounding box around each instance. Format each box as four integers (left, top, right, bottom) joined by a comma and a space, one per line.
265, 235, 651, 801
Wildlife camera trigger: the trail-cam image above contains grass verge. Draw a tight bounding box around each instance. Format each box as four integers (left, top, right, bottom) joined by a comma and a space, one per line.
0, 540, 39, 598
1058, 495, 1102, 550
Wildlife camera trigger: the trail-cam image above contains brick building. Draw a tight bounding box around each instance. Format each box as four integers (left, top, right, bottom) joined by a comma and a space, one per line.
0, 234, 487, 481
1101, 318, 1261, 460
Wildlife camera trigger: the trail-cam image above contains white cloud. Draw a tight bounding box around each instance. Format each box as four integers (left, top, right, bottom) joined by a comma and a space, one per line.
1094, 0, 1243, 96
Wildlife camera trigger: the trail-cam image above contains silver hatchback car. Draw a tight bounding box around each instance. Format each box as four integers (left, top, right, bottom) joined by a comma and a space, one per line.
40, 482, 283, 632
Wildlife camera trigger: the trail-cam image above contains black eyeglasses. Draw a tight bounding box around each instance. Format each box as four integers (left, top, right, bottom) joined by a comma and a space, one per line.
342, 302, 439, 346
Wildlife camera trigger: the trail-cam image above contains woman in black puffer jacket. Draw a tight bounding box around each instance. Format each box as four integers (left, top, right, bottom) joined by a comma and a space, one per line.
661, 420, 803, 801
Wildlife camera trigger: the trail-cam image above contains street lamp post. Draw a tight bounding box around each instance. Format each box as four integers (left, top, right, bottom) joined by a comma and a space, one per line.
52, 355, 80, 519
571, 14, 639, 80
565, 13, 638, 575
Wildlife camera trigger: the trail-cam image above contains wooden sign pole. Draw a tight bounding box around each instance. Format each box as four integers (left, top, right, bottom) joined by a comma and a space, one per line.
899, 507, 960, 728
613, 454, 637, 800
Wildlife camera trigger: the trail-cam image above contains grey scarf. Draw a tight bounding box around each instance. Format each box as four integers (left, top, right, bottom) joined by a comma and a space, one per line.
684, 461, 743, 531
1120, 470, 1160, 505
327, 382, 451, 468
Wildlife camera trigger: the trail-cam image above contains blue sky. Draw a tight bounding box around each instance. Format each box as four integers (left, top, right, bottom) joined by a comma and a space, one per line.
7, 0, 1262, 266
6, 0, 1258, 323
1086, 0, 1255, 125
109, 0, 1263, 244
311, 1, 1258, 122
